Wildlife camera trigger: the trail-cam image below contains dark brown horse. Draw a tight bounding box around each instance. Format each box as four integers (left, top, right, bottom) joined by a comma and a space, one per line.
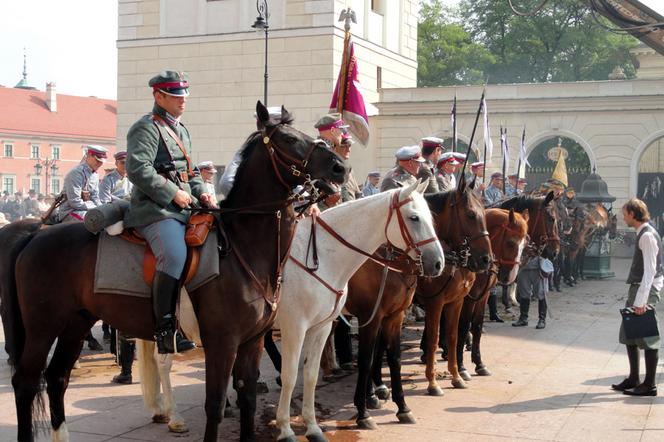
1, 102, 349, 442
343, 181, 492, 429
455, 208, 529, 379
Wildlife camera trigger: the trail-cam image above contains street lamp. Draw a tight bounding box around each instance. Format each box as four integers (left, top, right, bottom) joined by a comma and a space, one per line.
34, 157, 58, 195
252, 0, 269, 106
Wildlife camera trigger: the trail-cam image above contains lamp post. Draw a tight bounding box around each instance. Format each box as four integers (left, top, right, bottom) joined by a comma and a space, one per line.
252, 0, 269, 105
34, 158, 58, 195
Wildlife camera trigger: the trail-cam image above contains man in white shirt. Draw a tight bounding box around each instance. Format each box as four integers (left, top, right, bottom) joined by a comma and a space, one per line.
613, 198, 663, 396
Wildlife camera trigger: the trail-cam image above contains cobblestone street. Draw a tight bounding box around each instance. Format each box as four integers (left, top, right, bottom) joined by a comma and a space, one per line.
1, 257, 662, 441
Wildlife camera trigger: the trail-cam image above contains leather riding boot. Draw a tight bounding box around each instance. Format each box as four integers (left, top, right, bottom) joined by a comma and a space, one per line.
488, 293, 504, 322
152, 271, 180, 354
624, 349, 658, 396
536, 299, 547, 329
612, 345, 640, 391
512, 298, 529, 327
112, 337, 135, 384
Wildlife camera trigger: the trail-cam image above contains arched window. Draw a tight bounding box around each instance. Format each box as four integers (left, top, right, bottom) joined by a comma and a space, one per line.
637, 137, 664, 235
526, 137, 591, 191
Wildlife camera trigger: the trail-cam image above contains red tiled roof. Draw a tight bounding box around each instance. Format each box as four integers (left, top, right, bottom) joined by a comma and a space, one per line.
0, 86, 116, 140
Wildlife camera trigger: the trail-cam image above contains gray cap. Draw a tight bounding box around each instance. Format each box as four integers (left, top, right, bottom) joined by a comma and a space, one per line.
149, 70, 189, 97
395, 145, 426, 162
314, 113, 349, 131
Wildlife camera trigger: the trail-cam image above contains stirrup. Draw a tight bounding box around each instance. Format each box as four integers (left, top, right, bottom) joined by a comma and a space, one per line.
154, 328, 177, 354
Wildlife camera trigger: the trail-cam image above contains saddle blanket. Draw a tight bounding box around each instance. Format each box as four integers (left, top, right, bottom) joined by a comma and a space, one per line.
94, 230, 220, 298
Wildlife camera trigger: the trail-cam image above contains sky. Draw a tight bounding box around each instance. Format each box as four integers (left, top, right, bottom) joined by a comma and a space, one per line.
1, 0, 662, 101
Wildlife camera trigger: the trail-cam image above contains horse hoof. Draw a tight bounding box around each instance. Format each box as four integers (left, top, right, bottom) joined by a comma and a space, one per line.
306, 433, 329, 442
375, 385, 391, 400
475, 366, 492, 376
427, 385, 444, 396
452, 378, 467, 389
152, 414, 169, 424
459, 370, 472, 381
357, 417, 378, 430
397, 411, 416, 424
168, 422, 189, 433
278, 437, 298, 442
366, 394, 382, 410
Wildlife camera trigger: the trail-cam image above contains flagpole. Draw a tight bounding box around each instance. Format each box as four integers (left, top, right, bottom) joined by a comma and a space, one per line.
501, 126, 507, 194
452, 94, 457, 153
460, 89, 485, 179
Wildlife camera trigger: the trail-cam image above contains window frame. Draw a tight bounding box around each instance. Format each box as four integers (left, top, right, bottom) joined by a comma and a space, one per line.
31, 144, 40, 159
3, 143, 13, 158
51, 144, 61, 160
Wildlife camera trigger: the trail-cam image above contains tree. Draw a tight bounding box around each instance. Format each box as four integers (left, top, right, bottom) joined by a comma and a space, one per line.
457, 0, 639, 84
418, 0, 495, 86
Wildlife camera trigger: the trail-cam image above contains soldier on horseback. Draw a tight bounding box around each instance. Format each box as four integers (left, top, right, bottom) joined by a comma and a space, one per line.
125, 70, 216, 354
419, 137, 443, 194
58, 145, 107, 222
381, 145, 426, 191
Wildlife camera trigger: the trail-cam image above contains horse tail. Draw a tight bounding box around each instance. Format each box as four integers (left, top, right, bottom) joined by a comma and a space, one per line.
0, 219, 42, 369
136, 339, 165, 418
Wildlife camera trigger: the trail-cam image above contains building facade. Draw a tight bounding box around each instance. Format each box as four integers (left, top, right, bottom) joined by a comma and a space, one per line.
0, 83, 117, 196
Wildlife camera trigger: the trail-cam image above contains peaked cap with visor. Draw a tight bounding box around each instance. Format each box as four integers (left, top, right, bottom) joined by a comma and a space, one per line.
149, 70, 190, 97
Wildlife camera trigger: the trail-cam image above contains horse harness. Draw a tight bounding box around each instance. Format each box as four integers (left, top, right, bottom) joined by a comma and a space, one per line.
288, 189, 438, 326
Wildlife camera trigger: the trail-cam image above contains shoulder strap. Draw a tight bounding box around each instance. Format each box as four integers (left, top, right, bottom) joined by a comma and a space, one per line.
151, 114, 194, 176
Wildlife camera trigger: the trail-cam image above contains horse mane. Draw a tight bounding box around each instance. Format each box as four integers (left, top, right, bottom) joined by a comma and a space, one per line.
491, 193, 543, 212
424, 189, 457, 214
221, 111, 295, 204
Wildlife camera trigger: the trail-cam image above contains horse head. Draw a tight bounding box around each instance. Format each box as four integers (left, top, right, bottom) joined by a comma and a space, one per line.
253, 101, 349, 196
426, 180, 492, 273
385, 179, 444, 277
534, 191, 560, 260
486, 208, 529, 285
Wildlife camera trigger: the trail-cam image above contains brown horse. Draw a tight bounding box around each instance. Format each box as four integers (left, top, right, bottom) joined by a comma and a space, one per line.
454, 208, 529, 379
343, 181, 492, 429
567, 203, 612, 281
1, 102, 349, 442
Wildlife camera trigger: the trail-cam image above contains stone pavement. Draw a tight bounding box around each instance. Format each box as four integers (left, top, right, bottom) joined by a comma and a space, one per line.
1, 257, 663, 441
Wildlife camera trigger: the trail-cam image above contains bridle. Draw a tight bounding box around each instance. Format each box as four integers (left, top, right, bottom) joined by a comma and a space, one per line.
525, 203, 560, 258
288, 188, 438, 325
489, 220, 526, 267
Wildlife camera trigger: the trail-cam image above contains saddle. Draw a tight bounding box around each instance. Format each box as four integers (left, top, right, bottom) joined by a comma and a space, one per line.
118, 213, 215, 285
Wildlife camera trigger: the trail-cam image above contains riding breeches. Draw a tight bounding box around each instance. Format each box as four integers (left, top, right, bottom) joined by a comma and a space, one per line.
137, 218, 187, 279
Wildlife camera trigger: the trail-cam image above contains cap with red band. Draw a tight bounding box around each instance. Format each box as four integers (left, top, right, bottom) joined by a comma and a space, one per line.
149, 70, 190, 97
314, 113, 349, 131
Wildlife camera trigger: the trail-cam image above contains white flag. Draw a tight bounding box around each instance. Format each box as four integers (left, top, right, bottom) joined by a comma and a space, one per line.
519, 127, 531, 168
502, 127, 510, 167
482, 97, 493, 163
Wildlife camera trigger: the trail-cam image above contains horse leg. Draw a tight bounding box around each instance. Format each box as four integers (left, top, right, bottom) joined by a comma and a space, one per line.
354, 323, 381, 430
301, 323, 334, 442
45, 316, 94, 441
13, 333, 57, 442
471, 298, 491, 376
444, 299, 466, 389
372, 334, 391, 401
383, 311, 415, 424
155, 352, 187, 433
234, 336, 264, 442
456, 302, 472, 382
423, 300, 444, 396
320, 324, 339, 381
202, 344, 236, 442
276, 323, 308, 442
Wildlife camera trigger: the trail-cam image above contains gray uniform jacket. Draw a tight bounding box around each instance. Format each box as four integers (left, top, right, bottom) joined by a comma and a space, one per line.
484, 184, 504, 206
380, 165, 417, 192
99, 169, 133, 203
436, 171, 456, 192
417, 160, 440, 194
58, 162, 101, 221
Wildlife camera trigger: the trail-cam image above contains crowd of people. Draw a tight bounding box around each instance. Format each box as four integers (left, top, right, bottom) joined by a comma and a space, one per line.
0, 190, 54, 226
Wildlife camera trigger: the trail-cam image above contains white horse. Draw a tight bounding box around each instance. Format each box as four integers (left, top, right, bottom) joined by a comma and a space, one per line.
135, 180, 444, 439
275, 180, 444, 442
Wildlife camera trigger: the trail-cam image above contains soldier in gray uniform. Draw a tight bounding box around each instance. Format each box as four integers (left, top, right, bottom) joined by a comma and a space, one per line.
613, 198, 663, 396
197, 161, 219, 205
58, 145, 106, 222
380, 145, 425, 191
484, 172, 505, 206
505, 174, 518, 197
362, 171, 381, 197
125, 70, 215, 354
100, 151, 133, 203
419, 137, 443, 194
435, 152, 460, 192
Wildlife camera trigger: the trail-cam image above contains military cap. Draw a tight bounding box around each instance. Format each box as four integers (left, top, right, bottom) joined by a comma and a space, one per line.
438, 152, 460, 165
470, 161, 485, 170
197, 161, 217, 173
85, 145, 108, 162
508, 173, 519, 179
490, 171, 504, 180
368, 171, 381, 177
565, 186, 574, 192
149, 70, 189, 97
314, 113, 349, 131
114, 151, 127, 161
28, 189, 36, 195
395, 145, 426, 162
452, 152, 466, 161
518, 178, 528, 184
421, 136, 444, 155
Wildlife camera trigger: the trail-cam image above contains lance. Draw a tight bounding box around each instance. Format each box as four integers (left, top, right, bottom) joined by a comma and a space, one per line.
501, 125, 507, 194
452, 94, 458, 153
460, 88, 485, 180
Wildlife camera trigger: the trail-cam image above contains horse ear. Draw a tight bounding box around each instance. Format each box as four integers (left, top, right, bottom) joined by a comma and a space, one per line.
400, 178, 420, 201
416, 178, 429, 194
543, 190, 555, 206
280, 105, 293, 124
521, 208, 530, 222
509, 208, 516, 225
256, 101, 270, 129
